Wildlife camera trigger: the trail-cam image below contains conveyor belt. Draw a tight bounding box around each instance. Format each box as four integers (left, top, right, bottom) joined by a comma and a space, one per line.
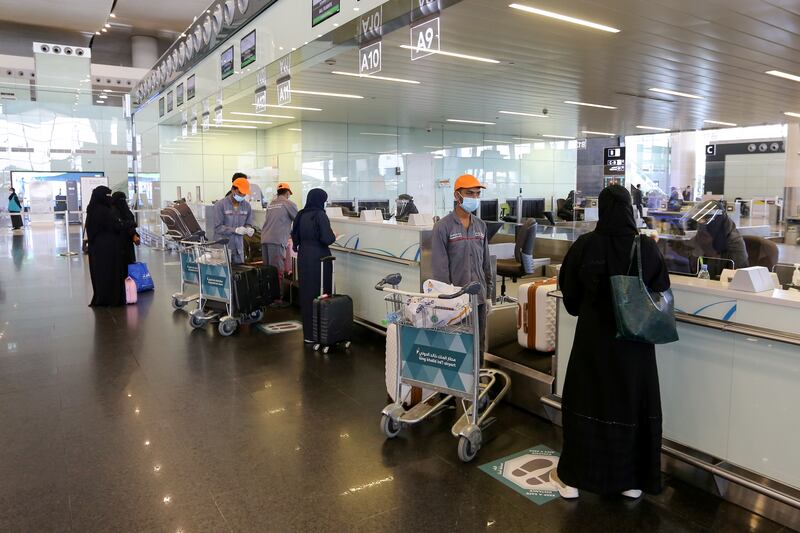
489, 341, 553, 375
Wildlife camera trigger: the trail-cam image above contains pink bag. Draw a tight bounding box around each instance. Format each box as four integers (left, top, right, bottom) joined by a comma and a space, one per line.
125, 276, 138, 304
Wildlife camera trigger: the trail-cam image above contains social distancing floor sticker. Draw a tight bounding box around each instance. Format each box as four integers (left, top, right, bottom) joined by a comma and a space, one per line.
256, 320, 303, 335
478, 444, 561, 505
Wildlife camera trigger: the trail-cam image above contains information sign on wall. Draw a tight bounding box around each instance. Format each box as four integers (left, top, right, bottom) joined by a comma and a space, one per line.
312, 0, 340, 27
603, 146, 626, 176
410, 17, 440, 60
358, 6, 383, 75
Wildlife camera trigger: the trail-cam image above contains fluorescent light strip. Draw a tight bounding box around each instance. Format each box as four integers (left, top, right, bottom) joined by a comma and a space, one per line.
542, 134, 575, 139
513, 137, 544, 142
703, 120, 738, 127
290, 89, 363, 99
498, 110, 549, 118
564, 100, 617, 110
582, 130, 616, 136
766, 70, 800, 83
447, 119, 496, 125
783, 112, 800, 118
509, 3, 621, 33
210, 124, 257, 129
360, 132, 399, 137
648, 87, 703, 99
232, 112, 295, 119
288, 128, 302, 131
483, 139, 512, 144
399, 45, 500, 64
452, 142, 478, 145
223, 119, 273, 125
331, 71, 420, 84
263, 104, 322, 111
636, 125, 670, 131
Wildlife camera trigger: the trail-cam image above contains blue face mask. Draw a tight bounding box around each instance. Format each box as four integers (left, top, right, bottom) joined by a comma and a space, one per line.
459, 194, 479, 213
233, 194, 246, 202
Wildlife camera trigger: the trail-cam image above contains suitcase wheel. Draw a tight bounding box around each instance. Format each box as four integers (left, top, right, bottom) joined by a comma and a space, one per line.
313, 344, 321, 351
344, 341, 352, 349
322, 346, 330, 354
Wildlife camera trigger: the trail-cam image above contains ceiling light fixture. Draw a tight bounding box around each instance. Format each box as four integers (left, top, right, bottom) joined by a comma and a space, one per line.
581, 130, 616, 136
648, 87, 703, 99
331, 71, 420, 84
783, 112, 800, 118
101, 28, 107, 32
483, 139, 512, 144
399, 45, 500, 64
288, 128, 302, 131
223, 119, 273, 125
509, 3, 621, 33
210, 124, 258, 129
105, 23, 111, 28
360, 132, 399, 137
290, 89, 364, 99
542, 134, 575, 139
766, 70, 800, 83
109, 13, 116, 18
703, 120, 737, 127
446, 119, 496, 125
232, 112, 295, 119
636, 125, 670, 131
263, 104, 322, 111
498, 110, 549, 118
564, 100, 617, 109
96, 100, 104, 104
513, 136, 544, 141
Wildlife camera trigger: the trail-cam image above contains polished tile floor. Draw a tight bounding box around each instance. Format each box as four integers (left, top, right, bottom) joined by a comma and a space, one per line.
0, 224, 788, 532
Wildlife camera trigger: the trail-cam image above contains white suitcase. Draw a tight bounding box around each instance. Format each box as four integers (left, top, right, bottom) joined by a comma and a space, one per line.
517, 278, 558, 352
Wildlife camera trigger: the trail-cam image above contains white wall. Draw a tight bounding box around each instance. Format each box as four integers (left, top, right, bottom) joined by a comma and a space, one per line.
724, 153, 786, 199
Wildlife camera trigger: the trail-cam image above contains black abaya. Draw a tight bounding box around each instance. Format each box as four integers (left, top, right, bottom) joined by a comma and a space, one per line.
111, 192, 138, 266
557, 185, 671, 495
86, 187, 126, 307
291, 189, 336, 340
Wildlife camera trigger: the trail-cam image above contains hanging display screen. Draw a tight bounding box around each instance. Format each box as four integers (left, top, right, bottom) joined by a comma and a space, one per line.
187, 75, 196, 100
159, 97, 165, 117
240, 30, 256, 68
176, 83, 184, 106
167, 91, 174, 112
312, 0, 340, 27
220, 45, 235, 80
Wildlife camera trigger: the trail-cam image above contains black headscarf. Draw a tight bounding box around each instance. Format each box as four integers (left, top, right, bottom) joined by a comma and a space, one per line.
86, 186, 112, 215
594, 185, 637, 237
85, 186, 114, 243
111, 191, 134, 222
291, 188, 328, 251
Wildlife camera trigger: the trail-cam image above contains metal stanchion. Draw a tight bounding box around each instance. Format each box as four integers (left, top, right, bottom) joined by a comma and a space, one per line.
58, 209, 78, 257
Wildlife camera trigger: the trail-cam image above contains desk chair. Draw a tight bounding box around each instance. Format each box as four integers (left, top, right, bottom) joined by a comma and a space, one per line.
743, 235, 779, 271
496, 219, 537, 303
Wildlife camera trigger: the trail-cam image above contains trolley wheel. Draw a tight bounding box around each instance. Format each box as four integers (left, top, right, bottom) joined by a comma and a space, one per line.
189, 313, 205, 329
218, 317, 238, 337
322, 346, 330, 354
249, 309, 264, 322
458, 436, 480, 463
380, 414, 401, 439
344, 341, 352, 349
171, 296, 186, 310
313, 344, 321, 351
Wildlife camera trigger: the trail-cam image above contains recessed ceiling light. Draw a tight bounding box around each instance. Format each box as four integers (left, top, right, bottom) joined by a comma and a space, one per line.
399, 45, 500, 64
104, 23, 111, 28
766, 70, 800, 83
636, 125, 670, 131
581, 130, 616, 136
96, 100, 104, 104
331, 71, 420, 84
703, 120, 737, 127
446, 119, 496, 125
542, 134, 574, 139
109, 13, 116, 18
232, 112, 295, 119
290, 89, 363, 99
223, 119, 273, 125
99, 94, 107, 99
564, 100, 617, 109
648, 87, 703, 99
101, 28, 107, 32
509, 3, 621, 33
498, 110, 549, 118
360, 132, 399, 137
95, 31, 101, 35
783, 112, 800, 118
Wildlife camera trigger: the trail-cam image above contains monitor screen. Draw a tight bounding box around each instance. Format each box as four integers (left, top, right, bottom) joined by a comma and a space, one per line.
479, 199, 499, 222
329, 200, 355, 212
176, 83, 184, 107
521, 198, 545, 219
240, 30, 256, 68
187, 75, 196, 100
357, 200, 390, 215
220, 46, 235, 80
312, 0, 340, 27
506, 198, 518, 218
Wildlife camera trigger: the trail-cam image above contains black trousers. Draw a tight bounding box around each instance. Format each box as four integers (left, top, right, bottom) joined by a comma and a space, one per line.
10, 214, 22, 229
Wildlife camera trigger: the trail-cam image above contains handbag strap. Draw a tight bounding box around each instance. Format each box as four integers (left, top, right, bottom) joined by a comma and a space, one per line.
626, 235, 641, 275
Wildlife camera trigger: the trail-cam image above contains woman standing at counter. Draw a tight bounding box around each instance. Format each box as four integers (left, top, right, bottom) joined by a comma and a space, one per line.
551, 185, 670, 499
291, 188, 336, 343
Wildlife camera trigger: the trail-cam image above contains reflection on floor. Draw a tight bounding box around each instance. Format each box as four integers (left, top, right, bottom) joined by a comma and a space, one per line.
0, 224, 787, 532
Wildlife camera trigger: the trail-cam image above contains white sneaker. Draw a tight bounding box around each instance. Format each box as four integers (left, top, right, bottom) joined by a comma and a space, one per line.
622, 489, 643, 499
549, 469, 579, 499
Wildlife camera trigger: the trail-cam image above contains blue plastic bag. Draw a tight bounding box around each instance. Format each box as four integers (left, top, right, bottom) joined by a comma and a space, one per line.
128, 262, 155, 292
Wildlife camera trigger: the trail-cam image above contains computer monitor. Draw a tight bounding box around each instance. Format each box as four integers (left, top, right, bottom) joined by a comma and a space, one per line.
357, 199, 390, 216
506, 198, 545, 220
329, 200, 355, 213
479, 199, 499, 222
505, 198, 518, 219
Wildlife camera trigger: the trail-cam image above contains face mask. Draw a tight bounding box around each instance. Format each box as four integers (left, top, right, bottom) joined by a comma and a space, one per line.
458, 193, 479, 213
233, 194, 246, 202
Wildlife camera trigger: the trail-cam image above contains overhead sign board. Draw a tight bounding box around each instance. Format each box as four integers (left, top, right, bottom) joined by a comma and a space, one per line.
410, 17, 440, 60
604, 146, 626, 176
277, 79, 291, 106
255, 67, 267, 112
277, 55, 291, 106
312, 0, 340, 27
359, 41, 382, 75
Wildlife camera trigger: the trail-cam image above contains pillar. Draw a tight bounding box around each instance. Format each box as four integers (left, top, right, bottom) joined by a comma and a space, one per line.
131, 36, 159, 69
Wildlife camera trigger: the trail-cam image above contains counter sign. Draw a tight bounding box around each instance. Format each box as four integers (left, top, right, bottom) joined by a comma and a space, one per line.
410, 17, 440, 60
604, 146, 626, 176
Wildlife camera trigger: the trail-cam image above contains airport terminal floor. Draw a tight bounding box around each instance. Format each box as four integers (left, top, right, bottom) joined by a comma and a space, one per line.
0, 224, 788, 533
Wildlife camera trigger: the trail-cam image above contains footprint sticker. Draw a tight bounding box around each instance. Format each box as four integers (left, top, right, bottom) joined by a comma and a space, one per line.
510, 457, 557, 487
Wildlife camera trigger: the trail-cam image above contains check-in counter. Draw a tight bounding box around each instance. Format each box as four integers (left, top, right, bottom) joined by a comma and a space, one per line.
552, 276, 800, 525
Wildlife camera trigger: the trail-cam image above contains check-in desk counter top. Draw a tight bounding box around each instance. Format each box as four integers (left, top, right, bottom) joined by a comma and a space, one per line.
328, 216, 433, 329
554, 275, 800, 497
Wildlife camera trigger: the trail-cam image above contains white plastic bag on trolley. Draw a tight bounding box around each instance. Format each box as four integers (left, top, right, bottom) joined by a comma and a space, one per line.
402, 279, 472, 329
385, 323, 435, 403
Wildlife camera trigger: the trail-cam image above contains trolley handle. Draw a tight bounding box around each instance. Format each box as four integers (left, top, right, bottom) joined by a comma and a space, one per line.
439, 281, 482, 300
203, 238, 230, 246
375, 273, 403, 290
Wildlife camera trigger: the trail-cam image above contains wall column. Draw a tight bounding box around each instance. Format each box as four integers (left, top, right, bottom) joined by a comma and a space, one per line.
131, 36, 159, 69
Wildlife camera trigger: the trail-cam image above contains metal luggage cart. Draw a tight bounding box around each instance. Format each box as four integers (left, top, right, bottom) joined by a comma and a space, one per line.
375, 274, 510, 462
170, 238, 203, 311
188, 238, 263, 336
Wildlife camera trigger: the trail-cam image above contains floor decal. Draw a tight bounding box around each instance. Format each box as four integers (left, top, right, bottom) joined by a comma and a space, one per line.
478, 444, 560, 505
257, 320, 302, 335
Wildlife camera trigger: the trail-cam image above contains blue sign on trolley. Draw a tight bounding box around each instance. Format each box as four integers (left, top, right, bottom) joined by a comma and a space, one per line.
180, 251, 199, 284
398, 325, 475, 394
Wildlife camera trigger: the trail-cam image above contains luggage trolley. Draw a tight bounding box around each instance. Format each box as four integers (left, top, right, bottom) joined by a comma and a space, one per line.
170, 237, 203, 311
375, 274, 511, 462
188, 238, 263, 336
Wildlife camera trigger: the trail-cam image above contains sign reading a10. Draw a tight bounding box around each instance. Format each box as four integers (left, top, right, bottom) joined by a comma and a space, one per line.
359, 41, 382, 75
410, 17, 440, 60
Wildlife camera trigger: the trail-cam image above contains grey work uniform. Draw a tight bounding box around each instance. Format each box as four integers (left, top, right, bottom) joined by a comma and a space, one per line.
213, 195, 253, 264
431, 212, 493, 355
260, 196, 298, 275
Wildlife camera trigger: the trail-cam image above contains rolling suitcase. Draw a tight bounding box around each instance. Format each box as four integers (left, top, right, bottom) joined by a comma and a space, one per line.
243, 229, 262, 263
311, 256, 353, 352
160, 201, 204, 240
517, 277, 558, 352
232, 264, 280, 315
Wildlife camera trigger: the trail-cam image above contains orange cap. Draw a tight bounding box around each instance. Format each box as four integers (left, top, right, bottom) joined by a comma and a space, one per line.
277, 182, 293, 194
454, 174, 485, 191
232, 177, 251, 196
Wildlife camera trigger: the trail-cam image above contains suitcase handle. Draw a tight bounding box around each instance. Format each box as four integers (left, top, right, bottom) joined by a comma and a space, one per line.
320, 255, 336, 296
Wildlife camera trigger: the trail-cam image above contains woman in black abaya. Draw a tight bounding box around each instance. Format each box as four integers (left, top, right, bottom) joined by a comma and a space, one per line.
552, 185, 670, 499
111, 191, 140, 266
291, 188, 336, 342
86, 186, 126, 307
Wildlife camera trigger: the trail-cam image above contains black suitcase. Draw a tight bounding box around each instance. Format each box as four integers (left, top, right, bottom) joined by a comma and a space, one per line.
232, 264, 280, 315
311, 256, 352, 352
160, 201, 204, 241
243, 229, 262, 263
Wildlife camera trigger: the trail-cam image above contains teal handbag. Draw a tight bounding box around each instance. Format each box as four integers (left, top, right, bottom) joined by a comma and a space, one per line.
610, 235, 679, 344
